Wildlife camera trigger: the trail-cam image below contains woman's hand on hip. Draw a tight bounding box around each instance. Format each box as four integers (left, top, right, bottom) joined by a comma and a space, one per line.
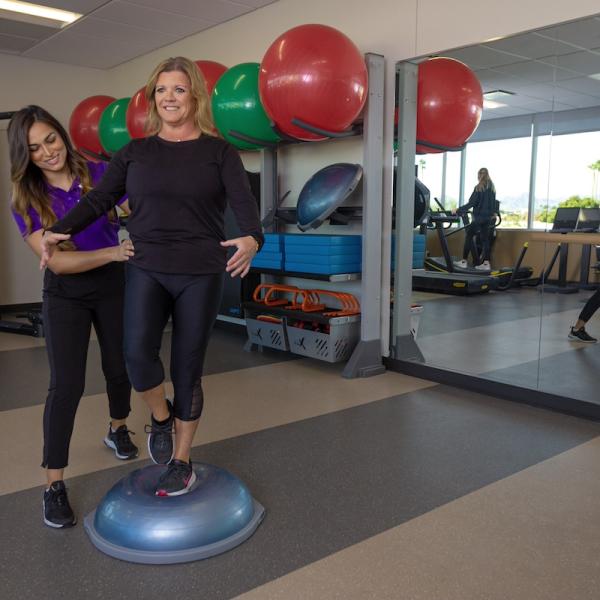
39, 231, 70, 270
113, 239, 135, 262
221, 235, 259, 278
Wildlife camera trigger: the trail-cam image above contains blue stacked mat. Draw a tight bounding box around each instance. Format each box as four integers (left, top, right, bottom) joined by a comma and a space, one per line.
284, 234, 362, 275
251, 233, 284, 270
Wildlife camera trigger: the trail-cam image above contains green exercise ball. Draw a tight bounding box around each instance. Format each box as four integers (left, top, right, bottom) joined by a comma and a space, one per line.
99, 97, 132, 154
212, 63, 280, 151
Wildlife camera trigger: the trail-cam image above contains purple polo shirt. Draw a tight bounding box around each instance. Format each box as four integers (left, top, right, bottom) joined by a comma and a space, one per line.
12, 161, 122, 251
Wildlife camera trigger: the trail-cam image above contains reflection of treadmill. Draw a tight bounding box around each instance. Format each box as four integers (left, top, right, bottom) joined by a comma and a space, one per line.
412, 184, 494, 295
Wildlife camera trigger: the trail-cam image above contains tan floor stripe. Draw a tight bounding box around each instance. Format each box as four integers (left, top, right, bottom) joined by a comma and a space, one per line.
234, 436, 600, 600
0, 359, 435, 495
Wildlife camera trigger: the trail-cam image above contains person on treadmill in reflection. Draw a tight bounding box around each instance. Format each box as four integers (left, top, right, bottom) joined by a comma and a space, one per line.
453, 167, 497, 271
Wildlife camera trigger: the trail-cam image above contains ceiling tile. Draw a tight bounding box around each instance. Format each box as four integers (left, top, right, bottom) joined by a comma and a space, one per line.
0, 33, 38, 52
444, 45, 528, 69
537, 18, 600, 50
551, 50, 600, 75
554, 76, 600, 96
230, 0, 277, 7
31, 0, 109, 12
484, 32, 576, 59
23, 29, 156, 69
0, 17, 56, 40
494, 60, 575, 83
68, 16, 179, 46
92, 1, 213, 37
129, 0, 250, 23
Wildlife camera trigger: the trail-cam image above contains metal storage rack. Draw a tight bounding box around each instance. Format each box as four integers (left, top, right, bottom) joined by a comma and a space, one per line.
246, 53, 386, 378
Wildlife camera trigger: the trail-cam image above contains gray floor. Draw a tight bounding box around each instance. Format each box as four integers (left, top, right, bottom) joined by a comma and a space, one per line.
1, 384, 597, 600
415, 286, 600, 404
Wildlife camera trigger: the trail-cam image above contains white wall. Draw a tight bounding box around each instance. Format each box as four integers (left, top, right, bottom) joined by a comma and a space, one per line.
1, 55, 111, 305
2, 0, 600, 304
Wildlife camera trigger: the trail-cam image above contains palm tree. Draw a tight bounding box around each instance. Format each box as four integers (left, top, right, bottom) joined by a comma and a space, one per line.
589, 160, 600, 200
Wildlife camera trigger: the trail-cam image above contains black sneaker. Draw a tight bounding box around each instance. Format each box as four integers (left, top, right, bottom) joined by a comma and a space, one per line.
43, 481, 76, 528
104, 424, 138, 460
144, 400, 174, 464
155, 459, 197, 497
568, 327, 597, 343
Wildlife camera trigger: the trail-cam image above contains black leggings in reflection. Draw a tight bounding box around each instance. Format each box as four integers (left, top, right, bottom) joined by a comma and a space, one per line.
463, 219, 492, 262
579, 289, 600, 323
124, 264, 223, 422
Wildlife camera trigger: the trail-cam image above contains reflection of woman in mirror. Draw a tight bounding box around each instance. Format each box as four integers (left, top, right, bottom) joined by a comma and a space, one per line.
454, 167, 497, 271
569, 293, 599, 343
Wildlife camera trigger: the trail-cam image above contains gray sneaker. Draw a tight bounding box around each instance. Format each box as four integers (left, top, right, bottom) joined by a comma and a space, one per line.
568, 327, 597, 343
144, 400, 174, 464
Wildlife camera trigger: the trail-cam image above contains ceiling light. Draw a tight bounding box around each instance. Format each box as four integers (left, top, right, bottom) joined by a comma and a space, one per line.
588, 73, 600, 81
483, 100, 507, 109
483, 89, 515, 100
0, 0, 82, 28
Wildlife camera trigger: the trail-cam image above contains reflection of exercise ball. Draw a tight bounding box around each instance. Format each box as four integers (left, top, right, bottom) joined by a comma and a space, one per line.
84, 463, 265, 564
212, 63, 280, 151
259, 24, 368, 141
99, 97, 132, 154
195, 60, 227, 95
126, 88, 148, 139
416, 57, 482, 154
69, 95, 115, 160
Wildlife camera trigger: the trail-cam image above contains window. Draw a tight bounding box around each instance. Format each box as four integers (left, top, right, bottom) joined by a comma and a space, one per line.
415, 153, 444, 206
464, 137, 532, 228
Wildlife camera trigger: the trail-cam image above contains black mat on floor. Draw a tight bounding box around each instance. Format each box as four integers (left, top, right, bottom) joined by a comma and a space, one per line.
1, 385, 598, 600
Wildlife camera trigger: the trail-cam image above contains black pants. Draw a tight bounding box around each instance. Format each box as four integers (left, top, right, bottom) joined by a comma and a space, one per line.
463, 219, 493, 263
124, 264, 223, 422
579, 289, 600, 323
42, 263, 131, 469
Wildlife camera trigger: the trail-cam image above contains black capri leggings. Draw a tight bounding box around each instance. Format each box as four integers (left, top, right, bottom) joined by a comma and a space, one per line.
42, 263, 130, 469
124, 264, 223, 422
579, 288, 600, 323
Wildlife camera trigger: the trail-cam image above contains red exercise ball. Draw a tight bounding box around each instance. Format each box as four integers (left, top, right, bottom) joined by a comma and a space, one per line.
259, 24, 368, 141
416, 57, 482, 154
126, 87, 149, 139
194, 60, 227, 95
69, 95, 115, 160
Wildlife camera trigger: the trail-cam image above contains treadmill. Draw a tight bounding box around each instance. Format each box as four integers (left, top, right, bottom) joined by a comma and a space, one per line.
412, 189, 495, 295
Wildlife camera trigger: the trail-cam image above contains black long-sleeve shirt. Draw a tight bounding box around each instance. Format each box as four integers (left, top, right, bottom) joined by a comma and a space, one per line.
457, 184, 497, 222
49, 135, 263, 274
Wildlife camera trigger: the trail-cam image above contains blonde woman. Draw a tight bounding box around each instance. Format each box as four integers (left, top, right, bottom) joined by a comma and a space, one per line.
454, 167, 497, 270
40, 57, 263, 497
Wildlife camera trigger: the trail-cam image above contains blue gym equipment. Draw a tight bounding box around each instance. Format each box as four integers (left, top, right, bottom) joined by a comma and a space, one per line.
84, 463, 265, 564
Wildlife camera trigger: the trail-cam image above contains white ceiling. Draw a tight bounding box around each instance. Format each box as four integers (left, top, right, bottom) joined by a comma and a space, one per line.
0, 0, 278, 68
441, 14, 600, 120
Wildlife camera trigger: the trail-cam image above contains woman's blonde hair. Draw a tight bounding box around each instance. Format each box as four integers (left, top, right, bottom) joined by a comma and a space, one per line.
476, 167, 495, 192
8, 105, 92, 243
144, 56, 216, 136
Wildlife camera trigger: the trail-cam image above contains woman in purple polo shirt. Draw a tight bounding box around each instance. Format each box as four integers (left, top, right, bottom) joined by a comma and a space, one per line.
9, 105, 138, 529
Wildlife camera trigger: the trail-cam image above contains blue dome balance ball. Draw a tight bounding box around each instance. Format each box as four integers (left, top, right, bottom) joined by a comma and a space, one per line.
84, 463, 265, 564
296, 163, 363, 231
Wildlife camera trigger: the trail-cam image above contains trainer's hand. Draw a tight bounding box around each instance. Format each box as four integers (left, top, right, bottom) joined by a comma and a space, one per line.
221, 235, 259, 278
113, 239, 135, 262
40, 231, 70, 270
